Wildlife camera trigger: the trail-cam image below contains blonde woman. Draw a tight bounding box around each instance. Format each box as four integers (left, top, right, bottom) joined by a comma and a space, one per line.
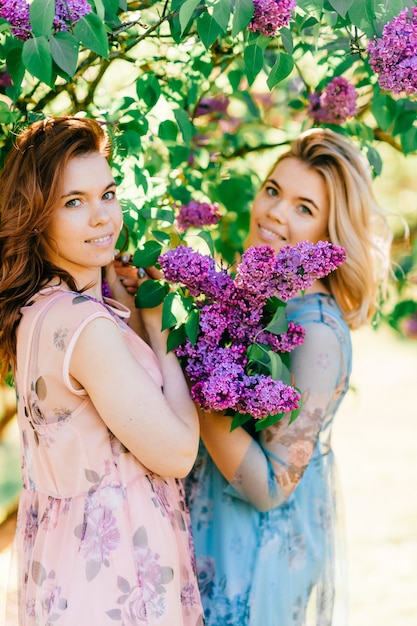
185, 129, 391, 626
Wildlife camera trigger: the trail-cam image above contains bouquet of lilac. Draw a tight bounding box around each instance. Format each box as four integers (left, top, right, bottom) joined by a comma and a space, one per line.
157, 240, 346, 431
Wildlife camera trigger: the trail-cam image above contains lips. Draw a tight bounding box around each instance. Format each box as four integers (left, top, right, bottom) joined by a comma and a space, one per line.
85, 234, 113, 244
258, 224, 286, 242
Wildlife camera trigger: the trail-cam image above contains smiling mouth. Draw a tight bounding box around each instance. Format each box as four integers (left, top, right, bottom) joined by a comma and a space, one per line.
258, 225, 286, 241
86, 235, 112, 244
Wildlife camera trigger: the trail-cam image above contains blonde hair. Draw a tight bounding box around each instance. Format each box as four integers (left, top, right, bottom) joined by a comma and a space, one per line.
272, 128, 391, 329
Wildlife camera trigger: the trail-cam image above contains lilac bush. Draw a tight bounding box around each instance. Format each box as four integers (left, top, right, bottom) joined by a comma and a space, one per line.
159, 240, 346, 428
248, 0, 296, 37
0, 0, 91, 40
367, 7, 417, 95
308, 77, 358, 125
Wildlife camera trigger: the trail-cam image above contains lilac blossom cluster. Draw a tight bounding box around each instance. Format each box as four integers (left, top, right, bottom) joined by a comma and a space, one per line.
194, 96, 229, 118
248, 0, 296, 37
176, 200, 221, 231
0, 0, 91, 41
367, 7, 417, 95
159, 240, 345, 423
308, 77, 358, 125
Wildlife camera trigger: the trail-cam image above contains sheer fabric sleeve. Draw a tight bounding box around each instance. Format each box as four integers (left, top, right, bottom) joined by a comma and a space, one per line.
224, 318, 346, 511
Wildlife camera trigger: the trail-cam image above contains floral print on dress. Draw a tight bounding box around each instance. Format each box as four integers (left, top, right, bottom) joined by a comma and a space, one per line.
27, 563, 68, 624
106, 526, 174, 623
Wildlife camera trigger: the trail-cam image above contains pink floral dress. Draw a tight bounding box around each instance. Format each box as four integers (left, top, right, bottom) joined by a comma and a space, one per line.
12, 287, 204, 626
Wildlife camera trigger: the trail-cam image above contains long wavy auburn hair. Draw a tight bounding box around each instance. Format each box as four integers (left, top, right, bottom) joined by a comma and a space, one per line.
0, 116, 112, 378
265, 128, 392, 330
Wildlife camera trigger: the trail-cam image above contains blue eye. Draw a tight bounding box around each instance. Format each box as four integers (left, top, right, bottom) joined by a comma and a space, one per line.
103, 190, 116, 201
299, 204, 313, 216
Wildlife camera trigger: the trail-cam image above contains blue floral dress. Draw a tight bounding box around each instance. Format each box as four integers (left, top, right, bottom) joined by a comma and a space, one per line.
185, 293, 352, 626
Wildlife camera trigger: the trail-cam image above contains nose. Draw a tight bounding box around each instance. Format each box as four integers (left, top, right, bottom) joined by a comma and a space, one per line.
268, 197, 288, 222
90, 199, 111, 225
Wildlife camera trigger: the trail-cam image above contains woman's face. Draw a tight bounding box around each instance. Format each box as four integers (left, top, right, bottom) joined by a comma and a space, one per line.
249, 157, 330, 253
45, 152, 122, 286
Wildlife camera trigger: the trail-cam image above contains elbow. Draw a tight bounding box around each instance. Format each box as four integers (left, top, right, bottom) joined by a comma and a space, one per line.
156, 438, 200, 479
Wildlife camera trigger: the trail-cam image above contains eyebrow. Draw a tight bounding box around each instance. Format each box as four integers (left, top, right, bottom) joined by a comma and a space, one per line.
61, 180, 116, 199
266, 177, 321, 211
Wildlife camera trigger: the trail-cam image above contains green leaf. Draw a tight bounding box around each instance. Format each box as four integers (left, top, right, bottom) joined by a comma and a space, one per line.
0, 101, 19, 124
174, 108, 194, 146
289, 398, 302, 424
230, 412, 252, 431
244, 44, 264, 85
74, 13, 109, 58
348, 0, 377, 37
161, 293, 192, 329
247, 343, 271, 368
231, 0, 253, 36
91, 0, 106, 21
268, 352, 284, 380
254, 412, 284, 431
132, 240, 163, 267
280, 27, 293, 54
365, 145, 383, 176
49, 31, 79, 77
6, 45, 25, 91
167, 325, 187, 352
158, 119, 178, 141
179, 0, 201, 34
266, 52, 294, 90
211, 0, 230, 32
29, 0, 55, 37
370, 89, 397, 131
195, 230, 215, 257
135, 280, 169, 309
185, 308, 200, 344
22, 37, 52, 85
401, 127, 417, 155
327, 0, 354, 18
197, 12, 222, 48
139, 207, 175, 223
136, 74, 160, 110
296, 0, 323, 21
263, 306, 288, 335
393, 111, 417, 136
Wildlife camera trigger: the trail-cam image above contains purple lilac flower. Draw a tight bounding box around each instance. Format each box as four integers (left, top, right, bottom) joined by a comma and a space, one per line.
402, 313, 417, 339
274, 240, 346, 301
0, 0, 30, 40
53, 0, 91, 31
159, 246, 236, 301
308, 77, 358, 125
249, 0, 296, 37
195, 96, 229, 118
237, 374, 300, 418
257, 321, 306, 353
191, 361, 245, 412
0, 0, 90, 41
367, 7, 417, 95
159, 245, 216, 297
0, 71, 12, 88
234, 245, 278, 303
176, 200, 221, 231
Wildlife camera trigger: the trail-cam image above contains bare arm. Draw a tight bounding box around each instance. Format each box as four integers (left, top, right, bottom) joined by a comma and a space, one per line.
70, 315, 200, 478
197, 321, 346, 511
